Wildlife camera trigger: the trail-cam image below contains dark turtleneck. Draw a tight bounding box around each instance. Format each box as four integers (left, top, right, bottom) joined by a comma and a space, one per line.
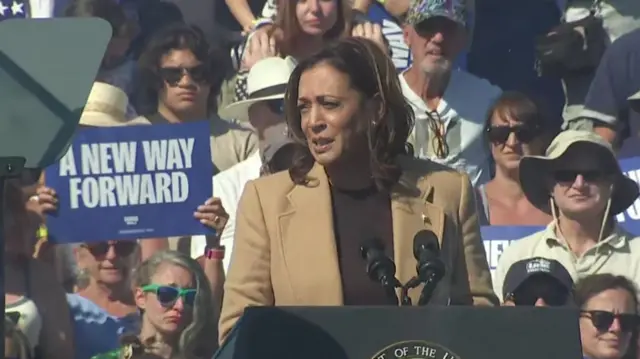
329, 184, 395, 305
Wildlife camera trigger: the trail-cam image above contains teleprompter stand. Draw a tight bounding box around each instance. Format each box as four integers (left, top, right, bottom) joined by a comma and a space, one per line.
214, 306, 582, 359
0, 18, 110, 355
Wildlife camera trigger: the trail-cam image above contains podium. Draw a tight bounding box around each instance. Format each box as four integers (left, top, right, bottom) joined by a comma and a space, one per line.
214, 306, 582, 359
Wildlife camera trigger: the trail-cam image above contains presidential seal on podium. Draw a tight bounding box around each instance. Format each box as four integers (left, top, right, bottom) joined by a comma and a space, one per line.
371, 341, 460, 359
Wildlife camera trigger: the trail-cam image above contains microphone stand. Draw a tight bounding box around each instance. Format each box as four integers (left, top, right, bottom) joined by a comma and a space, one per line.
417, 271, 441, 306
401, 263, 446, 306
381, 276, 403, 306
400, 277, 421, 306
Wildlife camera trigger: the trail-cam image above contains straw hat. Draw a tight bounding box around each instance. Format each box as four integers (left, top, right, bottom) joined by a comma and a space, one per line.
628, 90, 640, 113
79, 82, 150, 127
219, 57, 296, 121
519, 130, 639, 215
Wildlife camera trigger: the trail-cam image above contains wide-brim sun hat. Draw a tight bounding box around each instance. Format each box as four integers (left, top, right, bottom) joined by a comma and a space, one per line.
519, 130, 639, 215
219, 57, 297, 121
79, 82, 150, 127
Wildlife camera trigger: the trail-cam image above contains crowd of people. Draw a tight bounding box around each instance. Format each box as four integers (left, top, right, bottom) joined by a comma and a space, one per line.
3, 0, 640, 358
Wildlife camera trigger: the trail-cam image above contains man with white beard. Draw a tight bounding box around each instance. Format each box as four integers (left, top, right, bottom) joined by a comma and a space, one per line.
400, 0, 501, 187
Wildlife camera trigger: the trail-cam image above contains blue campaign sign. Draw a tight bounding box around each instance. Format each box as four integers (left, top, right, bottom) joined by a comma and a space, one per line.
481, 226, 544, 279
367, 2, 412, 72
45, 121, 215, 243
615, 156, 640, 234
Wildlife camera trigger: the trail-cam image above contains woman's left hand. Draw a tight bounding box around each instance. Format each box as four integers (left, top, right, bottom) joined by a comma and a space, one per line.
194, 197, 229, 236
351, 22, 387, 52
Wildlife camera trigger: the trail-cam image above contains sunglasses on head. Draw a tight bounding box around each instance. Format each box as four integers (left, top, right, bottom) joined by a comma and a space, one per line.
142, 284, 197, 307
553, 170, 610, 183
580, 310, 640, 333
486, 125, 539, 144
83, 241, 137, 257
159, 65, 208, 86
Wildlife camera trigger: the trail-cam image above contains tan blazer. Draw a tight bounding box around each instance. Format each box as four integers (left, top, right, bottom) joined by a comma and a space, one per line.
219, 156, 498, 342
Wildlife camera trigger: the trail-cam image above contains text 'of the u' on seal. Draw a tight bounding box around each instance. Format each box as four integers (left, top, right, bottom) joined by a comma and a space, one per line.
371, 340, 460, 359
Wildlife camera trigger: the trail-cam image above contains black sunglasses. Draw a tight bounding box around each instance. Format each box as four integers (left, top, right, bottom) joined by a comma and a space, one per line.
83, 241, 137, 257
580, 310, 640, 333
506, 285, 570, 307
486, 125, 539, 144
414, 16, 462, 36
159, 65, 208, 86
553, 170, 610, 183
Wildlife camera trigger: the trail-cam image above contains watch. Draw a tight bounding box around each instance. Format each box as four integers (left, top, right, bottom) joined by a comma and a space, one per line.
205, 245, 226, 260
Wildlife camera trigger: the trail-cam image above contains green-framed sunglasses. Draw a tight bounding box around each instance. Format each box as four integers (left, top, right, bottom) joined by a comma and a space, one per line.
141, 284, 197, 307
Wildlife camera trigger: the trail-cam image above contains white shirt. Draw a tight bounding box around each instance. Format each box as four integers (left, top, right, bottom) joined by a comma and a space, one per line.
566, 0, 640, 42
261, 0, 277, 18
399, 70, 501, 186
190, 152, 262, 272
6, 297, 42, 357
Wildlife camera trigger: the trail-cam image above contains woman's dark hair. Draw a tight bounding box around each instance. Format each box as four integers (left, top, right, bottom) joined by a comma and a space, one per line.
136, 24, 212, 115
64, 0, 131, 37
4, 179, 31, 257
273, 0, 351, 55
574, 274, 639, 311
284, 37, 414, 190
485, 92, 544, 129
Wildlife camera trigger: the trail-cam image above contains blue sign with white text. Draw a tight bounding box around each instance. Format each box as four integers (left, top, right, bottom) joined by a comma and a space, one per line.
46, 121, 215, 243
482, 226, 544, 279
614, 156, 640, 234
367, 2, 412, 72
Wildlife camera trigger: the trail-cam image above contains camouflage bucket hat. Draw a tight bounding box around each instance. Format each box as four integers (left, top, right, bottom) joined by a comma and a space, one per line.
405, 0, 466, 27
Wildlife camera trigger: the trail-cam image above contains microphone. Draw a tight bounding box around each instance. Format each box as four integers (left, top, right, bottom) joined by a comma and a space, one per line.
413, 230, 446, 306
360, 239, 401, 305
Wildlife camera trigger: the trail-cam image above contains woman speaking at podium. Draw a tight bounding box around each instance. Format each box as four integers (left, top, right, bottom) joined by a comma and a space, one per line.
218, 38, 497, 342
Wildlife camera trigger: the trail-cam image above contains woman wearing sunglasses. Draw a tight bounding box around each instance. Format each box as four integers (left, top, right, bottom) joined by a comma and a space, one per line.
477, 91, 555, 226
65, 239, 153, 359
494, 130, 640, 302
93, 250, 218, 359
575, 274, 640, 359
